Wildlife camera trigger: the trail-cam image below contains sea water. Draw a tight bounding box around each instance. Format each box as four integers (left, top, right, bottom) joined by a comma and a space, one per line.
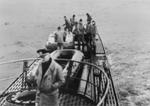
0, 0, 150, 105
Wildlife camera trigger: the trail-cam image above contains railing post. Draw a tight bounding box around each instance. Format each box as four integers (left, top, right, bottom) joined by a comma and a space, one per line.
22, 61, 28, 90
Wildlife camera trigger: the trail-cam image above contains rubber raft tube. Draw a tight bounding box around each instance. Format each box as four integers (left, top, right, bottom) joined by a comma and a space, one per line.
4, 90, 36, 106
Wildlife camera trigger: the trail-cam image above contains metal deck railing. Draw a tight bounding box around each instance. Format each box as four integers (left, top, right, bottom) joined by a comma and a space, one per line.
0, 33, 119, 106
0, 58, 110, 106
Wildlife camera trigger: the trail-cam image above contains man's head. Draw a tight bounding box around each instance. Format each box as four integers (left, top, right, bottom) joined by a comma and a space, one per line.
43, 54, 52, 63
73, 14, 75, 18
86, 13, 89, 16
92, 20, 95, 25
39, 52, 52, 63
57, 26, 61, 30
37, 49, 48, 56
64, 16, 67, 19
79, 19, 83, 24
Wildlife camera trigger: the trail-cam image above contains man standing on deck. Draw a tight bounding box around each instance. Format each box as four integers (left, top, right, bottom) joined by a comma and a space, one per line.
70, 14, 76, 31
78, 19, 85, 50
86, 13, 92, 23
85, 21, 92, 46
72, 22, 78, 44
91, 20, 98, 54
55, 26, 65, 50
33, 54, 65, 106
77, 19, 85, 50
63, 16, 71, 32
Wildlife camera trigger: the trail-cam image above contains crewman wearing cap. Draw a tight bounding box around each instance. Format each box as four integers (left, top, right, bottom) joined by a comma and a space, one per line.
28, 54, 65, 106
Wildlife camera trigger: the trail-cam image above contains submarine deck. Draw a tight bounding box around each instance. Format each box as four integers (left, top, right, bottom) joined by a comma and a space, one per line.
0, 34, 119, 106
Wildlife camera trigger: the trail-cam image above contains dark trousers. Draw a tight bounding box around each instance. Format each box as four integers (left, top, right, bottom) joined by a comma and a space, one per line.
76, 34, 85, 51
85, 33, 92, 46
84, 33, 95, 56
64, 26, 71, 32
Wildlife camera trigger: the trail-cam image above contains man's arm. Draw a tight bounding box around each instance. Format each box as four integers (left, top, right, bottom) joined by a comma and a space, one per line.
52, 66, 65, 89
54, 33, 58, 42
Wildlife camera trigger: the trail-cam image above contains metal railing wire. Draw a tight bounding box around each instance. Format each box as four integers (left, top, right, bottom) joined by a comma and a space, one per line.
0, 58, 110, 106
56, 59, 110, 106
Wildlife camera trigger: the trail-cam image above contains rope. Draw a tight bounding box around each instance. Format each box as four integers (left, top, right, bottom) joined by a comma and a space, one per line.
0, 58, 40, 65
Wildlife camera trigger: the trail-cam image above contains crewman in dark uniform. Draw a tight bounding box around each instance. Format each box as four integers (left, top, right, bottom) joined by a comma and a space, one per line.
55, 26, 65, 50
91, 20, 97, 54
86, 13, 92, 23
72, 22, 78, 41
85, 21, 92, 46
77, 19, 85, 50
70, 14, 76, 31
63, 16, 71, 32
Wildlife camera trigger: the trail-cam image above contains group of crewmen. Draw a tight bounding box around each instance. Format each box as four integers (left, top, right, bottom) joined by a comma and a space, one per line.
55, 13, 97, 52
